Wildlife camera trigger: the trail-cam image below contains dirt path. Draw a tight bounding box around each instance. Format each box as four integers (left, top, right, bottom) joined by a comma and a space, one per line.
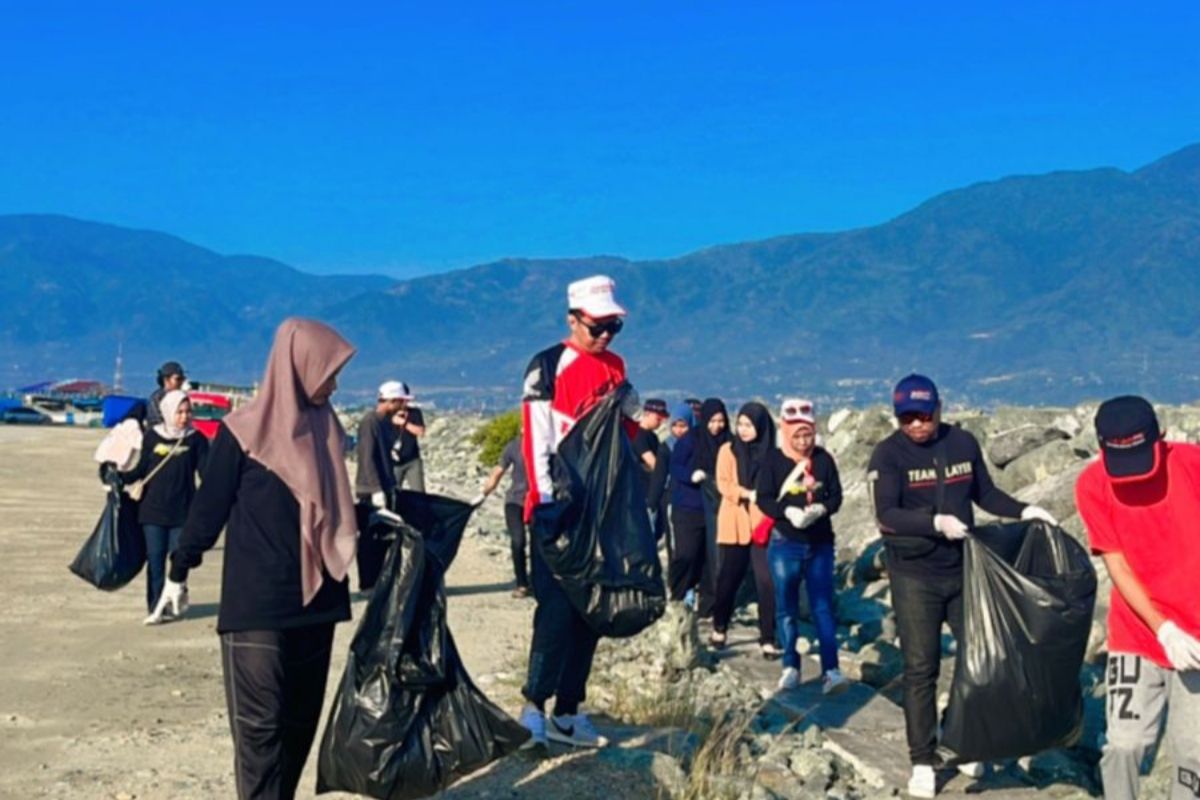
0, 426, 588, 800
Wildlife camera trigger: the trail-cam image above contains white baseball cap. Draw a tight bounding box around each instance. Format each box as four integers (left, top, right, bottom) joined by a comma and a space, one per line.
568, 275, 627, 318
779, 397, 816, 426
378, 380, 414, 401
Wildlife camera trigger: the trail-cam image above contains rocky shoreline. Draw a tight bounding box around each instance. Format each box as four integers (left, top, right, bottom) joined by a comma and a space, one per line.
412, 400, 1200, 799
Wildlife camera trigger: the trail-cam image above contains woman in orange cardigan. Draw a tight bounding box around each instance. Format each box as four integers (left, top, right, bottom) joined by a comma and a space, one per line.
710, 401, 781, 657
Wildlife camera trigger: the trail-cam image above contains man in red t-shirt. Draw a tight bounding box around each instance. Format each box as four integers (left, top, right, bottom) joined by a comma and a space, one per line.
517, 275, 642, 753
1075, 396, 1200, 800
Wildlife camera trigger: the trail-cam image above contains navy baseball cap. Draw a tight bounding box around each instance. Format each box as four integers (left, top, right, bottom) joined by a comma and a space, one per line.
643, 398, 668, 416
1095, 396, 1162, 480
893, 374, 940, 416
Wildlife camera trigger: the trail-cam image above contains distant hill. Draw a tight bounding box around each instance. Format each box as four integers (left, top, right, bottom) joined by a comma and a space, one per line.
3, 144, 1200, 406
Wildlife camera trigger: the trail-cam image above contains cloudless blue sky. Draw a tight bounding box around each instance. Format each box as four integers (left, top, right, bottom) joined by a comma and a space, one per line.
2, 2, 1197, 277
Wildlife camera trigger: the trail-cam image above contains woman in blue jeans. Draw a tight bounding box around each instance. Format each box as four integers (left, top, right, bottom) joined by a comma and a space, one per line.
122, 389, 208, 622
755, 398, 848, 694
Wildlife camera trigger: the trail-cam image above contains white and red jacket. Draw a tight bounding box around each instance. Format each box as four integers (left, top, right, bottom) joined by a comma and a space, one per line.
521, 340, 641, 520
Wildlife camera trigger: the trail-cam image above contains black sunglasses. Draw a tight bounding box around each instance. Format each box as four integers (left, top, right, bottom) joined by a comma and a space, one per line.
571, 311, 624, 338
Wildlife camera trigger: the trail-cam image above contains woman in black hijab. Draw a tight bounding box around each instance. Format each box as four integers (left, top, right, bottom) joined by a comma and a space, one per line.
710, 402, 780, 656
684, 398, 731, 617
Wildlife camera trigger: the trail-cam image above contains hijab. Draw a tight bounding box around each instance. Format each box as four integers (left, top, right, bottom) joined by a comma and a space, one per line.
690, 397, 732, 474
731, 401, 774, 490
154, 389, 193, 439
224, 318, 358, 607
780, 417, 817, 461
668, 402, 694, 448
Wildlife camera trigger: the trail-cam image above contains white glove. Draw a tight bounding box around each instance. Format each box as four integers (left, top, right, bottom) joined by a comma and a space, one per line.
691, 470, 707, 483
371, 491, 387, 509
1021, 505, 1058, 526
469, 493, 487, 507
798, 503, 827, 529
145, 579, 188, 625
934, 514, 969, 540
784, 507, 806, 527
746, 490, 757, 504
1157, 621, 1200, 671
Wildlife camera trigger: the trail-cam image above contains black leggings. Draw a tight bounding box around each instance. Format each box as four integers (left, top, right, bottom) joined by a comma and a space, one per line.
711, 543, 776, 643
504, 503, 529, 588
221, 623, 336, 799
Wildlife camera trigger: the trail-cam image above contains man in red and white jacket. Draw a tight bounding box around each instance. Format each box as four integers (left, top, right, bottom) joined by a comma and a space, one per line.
518, 274, 641, 752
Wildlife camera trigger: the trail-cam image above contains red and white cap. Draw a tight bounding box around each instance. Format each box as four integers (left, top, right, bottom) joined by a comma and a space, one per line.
779, 397, 816, 427
568, 275, 627, 318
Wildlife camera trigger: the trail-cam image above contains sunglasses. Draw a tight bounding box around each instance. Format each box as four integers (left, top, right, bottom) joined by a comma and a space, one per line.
898, 412, 935, 425
571, 311, 624, 338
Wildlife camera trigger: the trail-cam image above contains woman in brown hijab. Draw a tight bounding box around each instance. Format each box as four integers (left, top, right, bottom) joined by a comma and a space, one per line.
158, 318, 357, 800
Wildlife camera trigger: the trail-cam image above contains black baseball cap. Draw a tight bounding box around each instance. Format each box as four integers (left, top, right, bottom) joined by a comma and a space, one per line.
1095, 395, 1162, 480
643, 398, 668, 417
158, 361, 185, 380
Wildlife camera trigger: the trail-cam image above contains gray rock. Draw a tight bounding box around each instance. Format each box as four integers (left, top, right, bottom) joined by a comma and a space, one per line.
996, 438, 1084, 493
987, 424, 1069, 468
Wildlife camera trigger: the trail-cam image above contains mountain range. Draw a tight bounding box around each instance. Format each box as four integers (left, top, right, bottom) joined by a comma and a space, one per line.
3, 143, 1200, 407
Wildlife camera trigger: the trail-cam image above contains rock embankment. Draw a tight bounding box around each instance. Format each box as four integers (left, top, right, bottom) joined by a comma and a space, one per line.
406, 401, 1200, 799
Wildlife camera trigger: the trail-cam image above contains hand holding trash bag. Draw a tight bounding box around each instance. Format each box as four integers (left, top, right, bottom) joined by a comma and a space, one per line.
934, 513, 969, 540
1157, 621, 1200, 671
144, 579, 188, 624
1020, 505, 1058, 525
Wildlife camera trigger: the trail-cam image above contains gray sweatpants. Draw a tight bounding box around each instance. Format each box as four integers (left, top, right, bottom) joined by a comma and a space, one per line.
1102, 652, 1200, 800
394, 458, 426, 493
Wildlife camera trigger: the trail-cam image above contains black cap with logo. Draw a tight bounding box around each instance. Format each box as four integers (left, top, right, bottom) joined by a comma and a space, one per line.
1095, 395, 1162, 480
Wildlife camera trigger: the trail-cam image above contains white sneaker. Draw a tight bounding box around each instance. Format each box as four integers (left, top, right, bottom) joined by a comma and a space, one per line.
907, 764, 936, 798
777, 666, 800, 690
547, 713, 609, 748
518, 704, 547, 749
958, 761, 985, 778
822, 669, 850, 696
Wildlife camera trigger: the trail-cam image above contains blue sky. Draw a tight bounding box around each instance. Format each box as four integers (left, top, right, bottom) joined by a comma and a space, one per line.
2, 2, 1197, 277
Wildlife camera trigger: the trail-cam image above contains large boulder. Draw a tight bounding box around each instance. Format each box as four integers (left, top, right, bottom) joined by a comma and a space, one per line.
987, 423, 1070, 468
996, 439, 1086, 493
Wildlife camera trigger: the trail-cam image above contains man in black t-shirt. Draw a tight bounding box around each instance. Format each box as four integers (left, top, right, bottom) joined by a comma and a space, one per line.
868, 374, 1056, 797
391, 405, 427, 493
633, 398, 669, 538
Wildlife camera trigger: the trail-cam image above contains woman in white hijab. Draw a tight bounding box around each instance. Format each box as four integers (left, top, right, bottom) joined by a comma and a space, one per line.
121, 388, 209, 621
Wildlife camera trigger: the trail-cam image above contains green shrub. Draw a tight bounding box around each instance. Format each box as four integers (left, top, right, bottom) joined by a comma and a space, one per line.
470, 409, 521, 467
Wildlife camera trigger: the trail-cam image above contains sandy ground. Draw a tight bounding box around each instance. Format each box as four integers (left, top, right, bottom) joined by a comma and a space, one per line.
0, 426, 620, 800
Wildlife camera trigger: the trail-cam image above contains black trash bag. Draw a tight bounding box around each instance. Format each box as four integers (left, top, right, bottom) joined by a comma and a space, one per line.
316, 493, 528, 800
68, 481, 146, 590
940, 520, 1097, 764
537, 383, 667, 638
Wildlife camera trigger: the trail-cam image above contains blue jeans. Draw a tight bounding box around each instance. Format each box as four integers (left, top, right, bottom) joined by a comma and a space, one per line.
768, 533, 838, 673
144, 524, 182, 612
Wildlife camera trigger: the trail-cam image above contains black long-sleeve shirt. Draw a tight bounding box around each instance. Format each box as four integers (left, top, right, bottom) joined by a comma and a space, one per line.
867, 424, 1027, 576
122, 428, 209, 527
355, 411, 397, 497
169, 425, 351, 633
755, 447, 843, 544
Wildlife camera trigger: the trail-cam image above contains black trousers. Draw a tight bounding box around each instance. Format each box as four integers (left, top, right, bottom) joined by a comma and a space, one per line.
668, 507, 710, 602
354, 499, 388, 591
522, 519, 599, 716
221, 624, 336, 799
504, 502, 529, 589
889, 568, 964, 765
711, 543, 776, 644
